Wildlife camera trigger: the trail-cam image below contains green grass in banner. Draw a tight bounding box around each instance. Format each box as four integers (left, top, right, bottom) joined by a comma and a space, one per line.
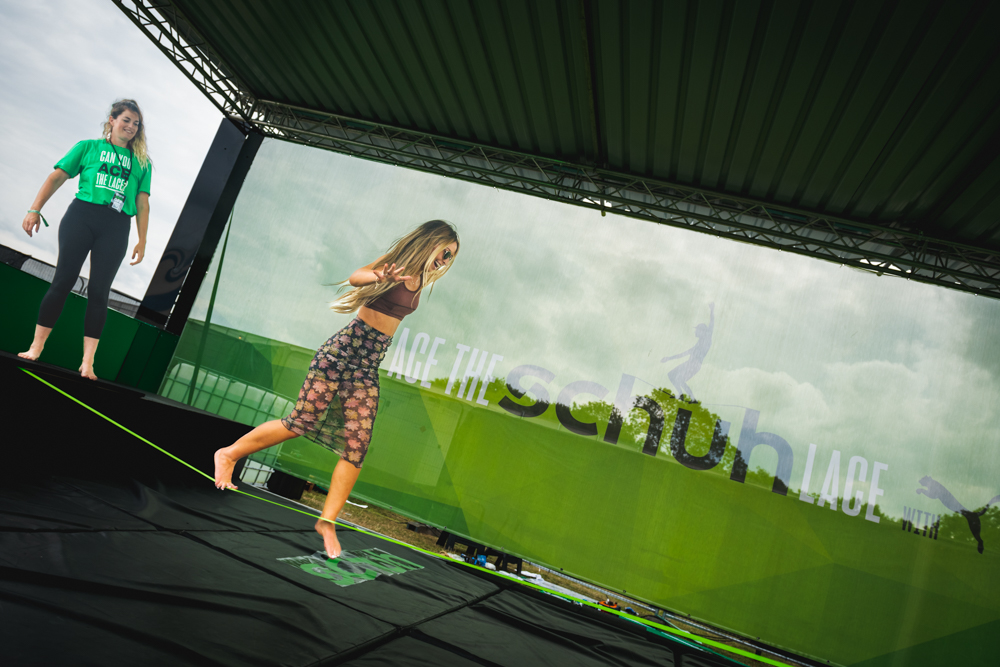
850, 618, 1000, 667
324, 374, 999, 666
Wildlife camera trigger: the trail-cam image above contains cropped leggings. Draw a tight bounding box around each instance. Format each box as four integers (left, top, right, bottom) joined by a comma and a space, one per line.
37, 198, 131, 339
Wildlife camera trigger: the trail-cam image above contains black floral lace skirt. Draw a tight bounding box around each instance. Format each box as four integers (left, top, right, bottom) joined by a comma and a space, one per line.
281, 317, 392, 468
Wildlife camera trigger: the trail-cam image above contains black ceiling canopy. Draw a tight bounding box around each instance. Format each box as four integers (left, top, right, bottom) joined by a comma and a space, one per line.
115, 0, 1000, 297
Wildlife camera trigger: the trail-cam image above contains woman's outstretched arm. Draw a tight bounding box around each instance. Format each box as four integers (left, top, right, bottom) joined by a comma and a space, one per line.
348, 254, 411, 286
22, 169, 70, 237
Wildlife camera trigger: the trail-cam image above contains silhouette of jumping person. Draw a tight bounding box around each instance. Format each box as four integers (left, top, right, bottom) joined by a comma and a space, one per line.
917, 476, 1000, 554
661, 303, 714, 400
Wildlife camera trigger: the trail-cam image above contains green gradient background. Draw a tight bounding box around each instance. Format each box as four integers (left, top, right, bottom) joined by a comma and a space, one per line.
160, 140, 1000, 666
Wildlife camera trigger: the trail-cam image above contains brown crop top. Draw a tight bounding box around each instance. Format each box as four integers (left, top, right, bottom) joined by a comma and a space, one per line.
365, 279, 421, 320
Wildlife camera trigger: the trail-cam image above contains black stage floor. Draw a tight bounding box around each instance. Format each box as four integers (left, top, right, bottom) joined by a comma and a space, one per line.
0, 351, 737, 666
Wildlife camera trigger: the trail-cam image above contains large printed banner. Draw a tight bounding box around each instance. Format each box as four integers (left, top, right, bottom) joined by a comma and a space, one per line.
165, 139, 1000, 666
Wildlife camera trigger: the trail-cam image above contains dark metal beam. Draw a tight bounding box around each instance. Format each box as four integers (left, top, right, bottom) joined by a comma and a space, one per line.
137, 116, 263, 333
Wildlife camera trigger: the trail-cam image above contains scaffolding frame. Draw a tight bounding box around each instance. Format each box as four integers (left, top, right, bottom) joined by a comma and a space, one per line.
116, 0, 1000, 299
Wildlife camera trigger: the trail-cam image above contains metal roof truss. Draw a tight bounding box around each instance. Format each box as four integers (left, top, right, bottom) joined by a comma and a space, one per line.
116, 0, 1000, 300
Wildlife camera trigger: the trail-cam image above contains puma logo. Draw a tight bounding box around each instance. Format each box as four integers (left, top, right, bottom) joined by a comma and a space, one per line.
917, 476, 1000, 554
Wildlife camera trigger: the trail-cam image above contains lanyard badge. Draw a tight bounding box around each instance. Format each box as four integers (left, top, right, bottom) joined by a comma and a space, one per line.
107, 140, 131, 213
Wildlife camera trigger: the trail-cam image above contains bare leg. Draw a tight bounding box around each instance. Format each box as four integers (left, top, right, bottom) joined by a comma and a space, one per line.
79, 336, 99, 380
668, 365, 693, 400
315, 458, 362, 559
18, 325, 52, 361
213, 420, 298, 490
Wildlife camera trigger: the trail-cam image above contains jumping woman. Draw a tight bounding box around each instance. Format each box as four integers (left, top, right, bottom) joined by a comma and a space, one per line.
19, 99, 152, 380
213, 220, 460, 558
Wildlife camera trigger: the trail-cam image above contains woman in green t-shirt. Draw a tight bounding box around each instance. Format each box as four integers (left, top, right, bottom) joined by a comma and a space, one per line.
18, 99, 152, 380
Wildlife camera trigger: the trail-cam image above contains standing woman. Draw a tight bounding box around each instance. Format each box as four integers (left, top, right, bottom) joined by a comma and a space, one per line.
19, 99, 152, 380
213, 220, 460, 558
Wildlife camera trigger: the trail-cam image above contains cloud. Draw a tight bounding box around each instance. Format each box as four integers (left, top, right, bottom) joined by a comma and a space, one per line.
0, 0, 221, 299
700, 342, 1000, 515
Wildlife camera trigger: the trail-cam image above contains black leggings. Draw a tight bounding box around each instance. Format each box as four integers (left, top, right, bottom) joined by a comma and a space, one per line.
37, 198, 131, 338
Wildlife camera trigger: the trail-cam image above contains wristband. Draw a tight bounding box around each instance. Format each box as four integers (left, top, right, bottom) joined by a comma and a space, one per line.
28, 210, 49, 227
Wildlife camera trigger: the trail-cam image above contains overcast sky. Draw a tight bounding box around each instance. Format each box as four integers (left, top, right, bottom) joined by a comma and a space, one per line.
0, 0, 222, 299
185, 139, 1000, 517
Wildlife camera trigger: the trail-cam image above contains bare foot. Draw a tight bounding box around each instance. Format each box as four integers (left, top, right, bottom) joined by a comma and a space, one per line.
315, 518, 342, 558
78, 363, 97, 380
213, 449, 238, 490
18, 346, 43, 361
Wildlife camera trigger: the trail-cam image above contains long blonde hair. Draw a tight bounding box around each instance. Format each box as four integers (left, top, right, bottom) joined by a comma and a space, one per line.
102, 99, 150, 169
330, 220, 460, 314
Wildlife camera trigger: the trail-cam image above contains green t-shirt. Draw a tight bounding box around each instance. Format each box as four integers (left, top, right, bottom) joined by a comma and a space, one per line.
54, 139, 152, 216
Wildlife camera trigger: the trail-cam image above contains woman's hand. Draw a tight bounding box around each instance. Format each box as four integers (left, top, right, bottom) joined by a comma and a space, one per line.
22, 211, 41, 237
23, 170, 69, 237
372, 263, 411, 284
130, 241, 145, 266
133, 194, 149, 266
